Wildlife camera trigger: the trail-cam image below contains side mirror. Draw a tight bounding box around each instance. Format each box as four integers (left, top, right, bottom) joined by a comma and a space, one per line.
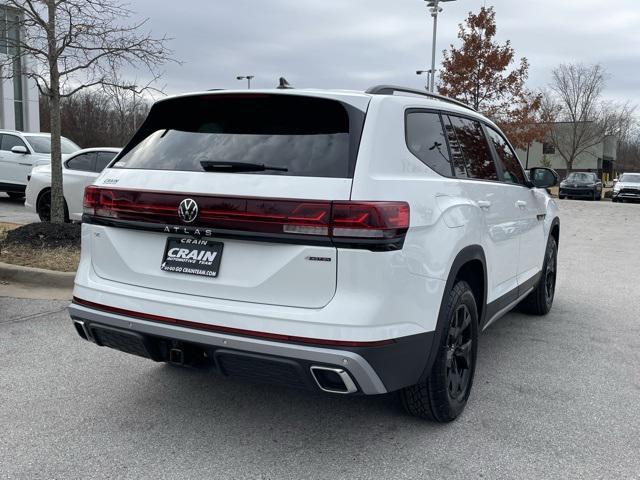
11, 145, 28, 154
529, 167, 558, 189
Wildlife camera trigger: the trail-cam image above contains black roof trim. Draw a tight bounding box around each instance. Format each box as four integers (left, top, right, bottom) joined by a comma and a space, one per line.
365, 85, 476, 112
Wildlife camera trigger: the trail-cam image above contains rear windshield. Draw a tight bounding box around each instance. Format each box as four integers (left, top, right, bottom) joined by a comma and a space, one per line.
113, 94, 365, 178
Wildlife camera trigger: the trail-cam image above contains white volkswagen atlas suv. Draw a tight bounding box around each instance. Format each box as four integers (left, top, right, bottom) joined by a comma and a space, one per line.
69, 86, 560, 422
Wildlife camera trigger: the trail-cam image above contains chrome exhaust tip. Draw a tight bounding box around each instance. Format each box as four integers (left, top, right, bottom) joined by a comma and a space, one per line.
73, 320, 92, 342
310, 366, 358, 394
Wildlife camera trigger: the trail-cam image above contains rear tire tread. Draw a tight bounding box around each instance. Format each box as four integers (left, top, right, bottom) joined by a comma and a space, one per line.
400, 281, 477, 422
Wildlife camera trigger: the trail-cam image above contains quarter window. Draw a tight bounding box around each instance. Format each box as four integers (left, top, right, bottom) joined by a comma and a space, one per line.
486, 129, 526, 185
405, 111, 452, 177
95, 151, 117, 172
447, 116, 498, 181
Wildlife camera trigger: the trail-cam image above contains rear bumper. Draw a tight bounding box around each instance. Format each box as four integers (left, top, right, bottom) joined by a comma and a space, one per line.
68, 302, 433, 395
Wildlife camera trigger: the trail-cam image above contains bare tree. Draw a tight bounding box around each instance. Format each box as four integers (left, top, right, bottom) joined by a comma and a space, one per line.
102, 67, 164, 145
39, 87, 152, 147
0, 0, 174, 223
543, 63, 636, 173
617, 136, 640, 173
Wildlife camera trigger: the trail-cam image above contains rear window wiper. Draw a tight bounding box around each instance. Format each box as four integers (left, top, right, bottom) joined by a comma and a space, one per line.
200, 161, 288, 173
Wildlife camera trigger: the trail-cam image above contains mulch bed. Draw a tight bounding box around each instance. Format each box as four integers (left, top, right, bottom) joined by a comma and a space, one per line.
3, 222, 81, 249
0, 222, 81, 272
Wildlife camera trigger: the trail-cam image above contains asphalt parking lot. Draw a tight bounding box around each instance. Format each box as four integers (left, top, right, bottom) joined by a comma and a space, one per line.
0, 193, 39, 224
1, 199, 639, 479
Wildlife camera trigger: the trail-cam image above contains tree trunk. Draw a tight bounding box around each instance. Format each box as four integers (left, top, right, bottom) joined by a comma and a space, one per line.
47, 0, 65, 224
49, 88, 65, 223
566, 158, 574, 174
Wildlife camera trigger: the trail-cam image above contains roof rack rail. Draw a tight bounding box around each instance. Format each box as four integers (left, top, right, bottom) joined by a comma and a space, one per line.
365, 85, 476, 112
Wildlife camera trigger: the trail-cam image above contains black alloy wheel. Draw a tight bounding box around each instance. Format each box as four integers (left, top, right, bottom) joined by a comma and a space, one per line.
446, 304, 473, 401
543, 238, 557, 307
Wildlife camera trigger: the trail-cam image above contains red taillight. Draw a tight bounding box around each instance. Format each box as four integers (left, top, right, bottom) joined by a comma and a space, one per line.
83, 187, 409, 249
331, 202, 409, 239
83, 185, 101, 215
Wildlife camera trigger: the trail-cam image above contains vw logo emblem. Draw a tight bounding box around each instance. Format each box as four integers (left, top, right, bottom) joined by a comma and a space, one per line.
178, 198, 199, 223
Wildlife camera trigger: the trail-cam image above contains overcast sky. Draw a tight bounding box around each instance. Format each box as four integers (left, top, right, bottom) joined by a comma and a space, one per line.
131, 0, 639, 105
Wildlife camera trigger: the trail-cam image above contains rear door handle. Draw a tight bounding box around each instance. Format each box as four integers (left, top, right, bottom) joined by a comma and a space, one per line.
515, 200, 527, 208
19, 163, 32, 166
477, 200, 491, 210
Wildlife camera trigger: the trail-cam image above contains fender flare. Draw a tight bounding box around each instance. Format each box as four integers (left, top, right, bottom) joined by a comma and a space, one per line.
419, 245, 487, 383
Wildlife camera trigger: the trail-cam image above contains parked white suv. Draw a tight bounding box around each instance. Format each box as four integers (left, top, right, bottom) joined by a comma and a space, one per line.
69, 86, 560, 422
0, 130, 80, 198
612, 172, 640, 202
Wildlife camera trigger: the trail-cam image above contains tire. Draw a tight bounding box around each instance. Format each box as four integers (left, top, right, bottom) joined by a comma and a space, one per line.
518, 236, 558, 316
558, 195, 565, 200
400, 280, 478, 422
7, 192, 24, 200
36, 190, 69, 223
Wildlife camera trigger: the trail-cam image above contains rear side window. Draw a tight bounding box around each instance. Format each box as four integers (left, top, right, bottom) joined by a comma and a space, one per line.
405, 111, 452, 177
66, 152, 96, 171
446, 116, 498, 181
486, 128, 526, 185
113, 95, 365, 178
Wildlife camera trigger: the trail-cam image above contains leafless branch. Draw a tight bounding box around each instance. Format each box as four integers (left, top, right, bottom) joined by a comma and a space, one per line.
544, 64, 637, 172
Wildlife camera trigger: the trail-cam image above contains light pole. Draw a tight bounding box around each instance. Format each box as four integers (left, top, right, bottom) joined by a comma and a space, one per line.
425, 0, 457, 93
416, 69, 435, 91
123, 84, 139, 131
236, 75, 255, 89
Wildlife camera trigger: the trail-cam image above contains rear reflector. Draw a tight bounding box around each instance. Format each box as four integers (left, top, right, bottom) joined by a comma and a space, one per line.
83, 186, 409, 250
72, 296, 395, 347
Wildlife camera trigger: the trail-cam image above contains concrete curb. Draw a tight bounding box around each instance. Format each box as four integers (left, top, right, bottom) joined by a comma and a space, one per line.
0, 262, 75, 289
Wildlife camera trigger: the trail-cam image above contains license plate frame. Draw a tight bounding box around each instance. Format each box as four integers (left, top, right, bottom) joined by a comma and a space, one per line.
161, 237, 223, 278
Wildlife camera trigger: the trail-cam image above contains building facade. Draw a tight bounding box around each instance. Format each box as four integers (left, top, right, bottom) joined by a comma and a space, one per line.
0, 5, 39, 132
516, 127, 617, 183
